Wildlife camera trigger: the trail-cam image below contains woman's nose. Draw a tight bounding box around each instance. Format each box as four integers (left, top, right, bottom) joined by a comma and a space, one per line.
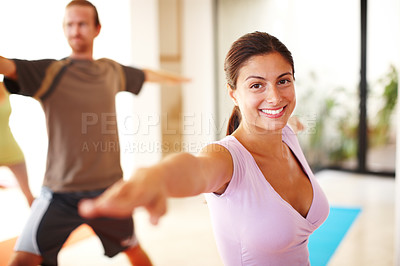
265, 85, 281, 105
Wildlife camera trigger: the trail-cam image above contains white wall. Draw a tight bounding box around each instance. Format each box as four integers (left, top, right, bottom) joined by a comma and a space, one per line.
182, 0, 216, 152
119, 0, 162, 176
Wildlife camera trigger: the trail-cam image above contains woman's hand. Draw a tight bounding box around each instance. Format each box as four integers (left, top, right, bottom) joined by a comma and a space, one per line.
78, 167, 168, 225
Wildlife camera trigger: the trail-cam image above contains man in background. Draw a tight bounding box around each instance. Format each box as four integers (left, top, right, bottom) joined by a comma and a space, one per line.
0, 0, 188, 265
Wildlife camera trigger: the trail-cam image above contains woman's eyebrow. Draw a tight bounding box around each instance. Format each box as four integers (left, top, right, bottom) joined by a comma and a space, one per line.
245, 75, 265, 81
278, 72, 293, 78
245, 72, 292, 81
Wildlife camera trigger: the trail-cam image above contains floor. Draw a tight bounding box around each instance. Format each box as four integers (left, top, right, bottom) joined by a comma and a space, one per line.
0, 169, 395, 266
315, 170, 395, 266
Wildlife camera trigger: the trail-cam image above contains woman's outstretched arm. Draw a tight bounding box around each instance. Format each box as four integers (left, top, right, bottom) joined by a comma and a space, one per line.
78, 144, 232, 224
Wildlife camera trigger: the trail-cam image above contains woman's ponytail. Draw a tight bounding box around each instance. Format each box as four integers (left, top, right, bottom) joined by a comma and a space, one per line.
226, 106, 241, 135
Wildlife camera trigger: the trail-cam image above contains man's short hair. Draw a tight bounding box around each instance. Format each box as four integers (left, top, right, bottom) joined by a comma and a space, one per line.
66, 0, 101, 27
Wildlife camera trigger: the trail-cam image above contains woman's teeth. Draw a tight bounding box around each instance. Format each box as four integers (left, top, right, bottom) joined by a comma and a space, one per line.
261, 107, 284, 115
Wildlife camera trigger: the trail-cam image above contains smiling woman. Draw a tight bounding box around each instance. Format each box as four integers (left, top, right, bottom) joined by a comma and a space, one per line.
78, 31, 330, 266
228, 52, 296, 133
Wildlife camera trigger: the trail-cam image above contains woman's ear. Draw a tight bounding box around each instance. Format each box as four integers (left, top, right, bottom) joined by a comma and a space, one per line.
227, 84, 238, 106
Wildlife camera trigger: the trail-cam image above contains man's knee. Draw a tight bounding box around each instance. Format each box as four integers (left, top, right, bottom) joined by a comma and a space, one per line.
123, 244, 152, 266
8, 251, 42, 266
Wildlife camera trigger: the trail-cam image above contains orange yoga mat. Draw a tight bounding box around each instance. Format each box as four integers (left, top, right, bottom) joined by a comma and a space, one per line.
0, 224, 94, 266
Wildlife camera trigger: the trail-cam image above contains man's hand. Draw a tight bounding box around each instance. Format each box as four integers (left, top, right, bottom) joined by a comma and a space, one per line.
143, 68, 191, 85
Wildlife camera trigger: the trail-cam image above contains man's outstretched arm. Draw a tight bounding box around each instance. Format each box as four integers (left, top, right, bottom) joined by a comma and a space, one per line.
143, 68, 190, 85
0, 56, 17, 80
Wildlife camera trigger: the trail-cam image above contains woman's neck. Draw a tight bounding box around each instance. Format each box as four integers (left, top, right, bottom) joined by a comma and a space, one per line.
232, 125, 286, 159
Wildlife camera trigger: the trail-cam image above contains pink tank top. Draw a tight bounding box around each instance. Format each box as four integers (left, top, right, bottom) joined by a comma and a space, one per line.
204, 126, 329, 266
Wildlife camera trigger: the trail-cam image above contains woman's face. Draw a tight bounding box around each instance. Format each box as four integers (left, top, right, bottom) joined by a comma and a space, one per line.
229, 52, 296, 134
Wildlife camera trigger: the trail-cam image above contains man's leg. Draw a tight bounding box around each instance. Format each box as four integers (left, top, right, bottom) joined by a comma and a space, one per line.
12, 187, 82, 266
123, 244, 152, 266
8, 188, 52, 266
88, 211, 153, 266
8, 251, 42, 266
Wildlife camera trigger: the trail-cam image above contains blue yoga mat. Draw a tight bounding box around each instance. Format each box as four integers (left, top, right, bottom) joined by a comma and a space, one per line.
308, 206, 361, 266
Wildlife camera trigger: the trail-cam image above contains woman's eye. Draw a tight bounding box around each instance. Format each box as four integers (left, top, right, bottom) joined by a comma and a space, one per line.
250, 84, 262, 89
278, 79, 290, 85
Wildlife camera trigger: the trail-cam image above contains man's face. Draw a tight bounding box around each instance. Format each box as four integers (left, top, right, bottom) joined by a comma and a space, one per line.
63, 5, 100, 54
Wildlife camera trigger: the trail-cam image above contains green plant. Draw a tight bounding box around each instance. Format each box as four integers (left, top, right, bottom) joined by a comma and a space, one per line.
297, 65, 398, 170
369, 65, 398, 147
